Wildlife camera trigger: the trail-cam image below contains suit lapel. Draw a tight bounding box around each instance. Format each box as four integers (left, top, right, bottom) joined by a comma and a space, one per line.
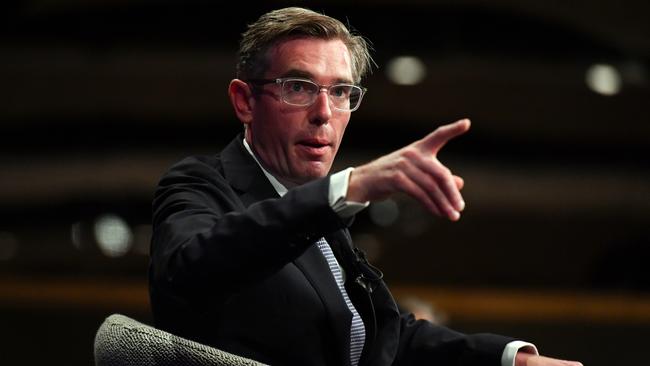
294, 242, 352, 366
325, 229, 387, 366
221, 134, 280, 206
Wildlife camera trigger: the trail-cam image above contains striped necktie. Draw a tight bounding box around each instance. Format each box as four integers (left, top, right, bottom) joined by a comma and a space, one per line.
316, 237, 365, 366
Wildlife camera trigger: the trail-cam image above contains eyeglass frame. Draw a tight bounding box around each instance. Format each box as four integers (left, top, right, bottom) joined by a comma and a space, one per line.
246, 77, 367, 112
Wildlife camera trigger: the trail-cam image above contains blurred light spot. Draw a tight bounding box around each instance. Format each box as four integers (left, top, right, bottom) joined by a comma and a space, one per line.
369, 199, 400, 227
386, 56, 427, 85
71, 221, 83, 250
353, 233, 382, 262
0, 232, 18, 261
586, 64, 621, 96
94, 214, 133, 258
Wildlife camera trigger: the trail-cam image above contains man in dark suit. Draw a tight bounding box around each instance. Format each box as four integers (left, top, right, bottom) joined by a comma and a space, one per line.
149, 7, 582, 366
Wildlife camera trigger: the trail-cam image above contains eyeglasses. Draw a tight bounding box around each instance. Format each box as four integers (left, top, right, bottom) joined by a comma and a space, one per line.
247, 77, 367, 112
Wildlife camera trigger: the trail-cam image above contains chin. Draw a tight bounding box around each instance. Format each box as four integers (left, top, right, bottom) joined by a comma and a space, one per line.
297, 166, 330, 183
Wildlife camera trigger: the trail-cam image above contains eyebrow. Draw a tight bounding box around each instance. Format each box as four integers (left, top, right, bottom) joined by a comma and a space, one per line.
278, 68, 353, 84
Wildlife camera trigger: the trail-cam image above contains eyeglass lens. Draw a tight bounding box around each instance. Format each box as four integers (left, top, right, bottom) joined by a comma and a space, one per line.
281, 80, 362, 111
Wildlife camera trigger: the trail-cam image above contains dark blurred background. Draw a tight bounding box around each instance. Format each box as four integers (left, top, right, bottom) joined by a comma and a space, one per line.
1, 0, 649, 364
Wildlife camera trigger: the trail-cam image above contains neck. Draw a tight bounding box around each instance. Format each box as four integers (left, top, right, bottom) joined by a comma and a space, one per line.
244, 130, 309, 188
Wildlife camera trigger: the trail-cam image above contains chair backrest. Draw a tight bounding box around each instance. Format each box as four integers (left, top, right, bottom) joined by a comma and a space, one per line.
94, 314, 267, 366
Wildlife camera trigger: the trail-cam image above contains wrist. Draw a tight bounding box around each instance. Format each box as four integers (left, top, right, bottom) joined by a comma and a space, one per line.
515, 352, 533, 366
346, 166, 368, 203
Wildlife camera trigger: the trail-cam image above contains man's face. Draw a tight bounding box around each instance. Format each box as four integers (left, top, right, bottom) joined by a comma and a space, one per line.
246, 37, 353, 186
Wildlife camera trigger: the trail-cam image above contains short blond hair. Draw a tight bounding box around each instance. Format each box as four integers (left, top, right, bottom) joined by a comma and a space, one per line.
236, 7, 373, 84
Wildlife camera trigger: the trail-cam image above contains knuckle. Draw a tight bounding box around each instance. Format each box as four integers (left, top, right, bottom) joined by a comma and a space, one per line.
393, 171, 406, 184
402, 148, 418, 160
395, 156, 408, 170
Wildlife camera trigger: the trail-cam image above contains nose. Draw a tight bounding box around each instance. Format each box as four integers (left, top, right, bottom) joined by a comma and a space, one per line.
309, 89, 332, 125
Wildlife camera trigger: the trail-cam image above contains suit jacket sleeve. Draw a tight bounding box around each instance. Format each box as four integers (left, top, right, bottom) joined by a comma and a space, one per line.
394, 310, 514, 365
149, 154, 348, 304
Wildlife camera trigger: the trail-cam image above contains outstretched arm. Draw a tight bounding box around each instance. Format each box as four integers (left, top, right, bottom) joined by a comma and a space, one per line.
347, 119, 584, 366
348, 118, 470, 221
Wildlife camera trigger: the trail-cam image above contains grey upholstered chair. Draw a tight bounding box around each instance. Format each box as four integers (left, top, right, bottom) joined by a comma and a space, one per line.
94, 314, 267, 366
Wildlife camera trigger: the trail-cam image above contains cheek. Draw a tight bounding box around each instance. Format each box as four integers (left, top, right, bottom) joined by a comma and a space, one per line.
252, 109, 291, 144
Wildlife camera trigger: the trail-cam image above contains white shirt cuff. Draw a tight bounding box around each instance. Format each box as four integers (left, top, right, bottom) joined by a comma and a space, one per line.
501, 341, 539, 366
329, 167, 369, 218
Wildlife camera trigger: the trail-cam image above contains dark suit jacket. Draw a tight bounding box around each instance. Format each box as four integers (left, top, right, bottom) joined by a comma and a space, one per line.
149, 135, 514, 366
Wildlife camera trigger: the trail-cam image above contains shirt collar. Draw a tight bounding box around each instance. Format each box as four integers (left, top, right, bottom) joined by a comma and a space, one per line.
243, 138, 288, 197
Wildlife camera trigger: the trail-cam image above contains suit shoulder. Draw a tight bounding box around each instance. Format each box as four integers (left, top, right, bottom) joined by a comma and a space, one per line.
162, 154, 225, 180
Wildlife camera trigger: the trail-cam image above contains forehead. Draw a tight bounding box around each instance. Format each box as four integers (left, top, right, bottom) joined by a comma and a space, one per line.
265, 37, 353, 82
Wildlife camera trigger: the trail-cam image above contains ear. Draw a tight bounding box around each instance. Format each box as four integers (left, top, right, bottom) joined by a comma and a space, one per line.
228, 79, 255, 126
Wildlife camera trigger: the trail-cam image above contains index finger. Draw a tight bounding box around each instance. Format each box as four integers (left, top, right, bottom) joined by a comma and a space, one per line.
420, 118, 471, 153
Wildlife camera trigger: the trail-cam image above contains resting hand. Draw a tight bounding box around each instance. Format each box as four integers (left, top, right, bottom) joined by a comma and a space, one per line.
516, 353, 583, 366
347, 119, 470, 221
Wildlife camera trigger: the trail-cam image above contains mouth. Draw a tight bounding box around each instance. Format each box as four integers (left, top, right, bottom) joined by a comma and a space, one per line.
296, 138, 332, 157
299, 138, 331, 148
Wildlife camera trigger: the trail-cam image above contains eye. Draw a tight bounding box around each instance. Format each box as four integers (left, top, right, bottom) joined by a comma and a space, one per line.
331, 85, 351, 98
286, 81, 305, 93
